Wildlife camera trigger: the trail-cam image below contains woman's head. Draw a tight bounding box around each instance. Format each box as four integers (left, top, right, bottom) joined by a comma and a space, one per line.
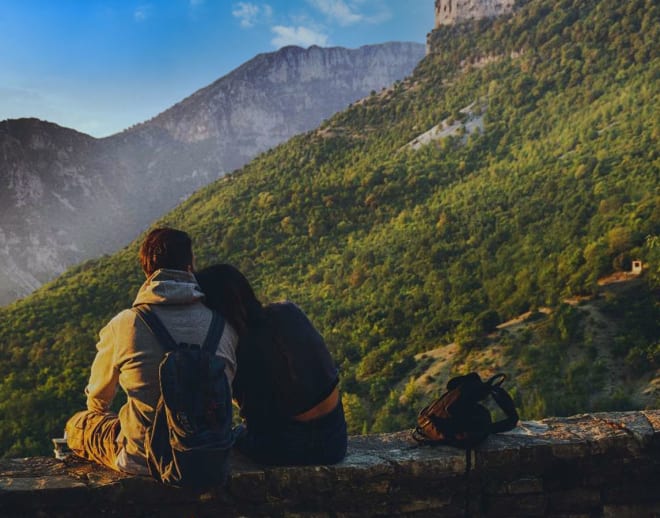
195, 264, 262, 335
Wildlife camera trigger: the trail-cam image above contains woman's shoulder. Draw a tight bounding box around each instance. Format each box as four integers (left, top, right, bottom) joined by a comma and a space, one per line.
264, 301, 316, 332
264, 300, 302, 315
264, 300, 308, 322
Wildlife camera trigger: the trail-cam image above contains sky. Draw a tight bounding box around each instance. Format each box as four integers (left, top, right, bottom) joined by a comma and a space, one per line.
0, 1, 434, 137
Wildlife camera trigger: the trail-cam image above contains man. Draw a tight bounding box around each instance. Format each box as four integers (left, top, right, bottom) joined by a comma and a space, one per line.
65, 228, 238, 474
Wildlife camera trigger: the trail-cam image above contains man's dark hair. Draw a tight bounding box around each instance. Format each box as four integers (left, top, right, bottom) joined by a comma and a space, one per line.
139, 228, 193, 276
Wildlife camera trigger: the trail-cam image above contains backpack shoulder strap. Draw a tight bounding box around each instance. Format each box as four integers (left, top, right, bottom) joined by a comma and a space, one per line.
132, 304, 179, 352
489, 386, 519, 433
485, 374, 519, 433
202, 311, 225, 354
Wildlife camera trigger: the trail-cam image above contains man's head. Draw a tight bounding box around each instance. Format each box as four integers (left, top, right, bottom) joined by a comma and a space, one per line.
139, 228, 194, 277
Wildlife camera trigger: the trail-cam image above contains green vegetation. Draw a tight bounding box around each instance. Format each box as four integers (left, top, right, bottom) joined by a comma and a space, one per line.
0, 0, 658, 456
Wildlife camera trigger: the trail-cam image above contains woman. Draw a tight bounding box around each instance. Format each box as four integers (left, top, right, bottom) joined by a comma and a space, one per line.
195, 264, 347, 466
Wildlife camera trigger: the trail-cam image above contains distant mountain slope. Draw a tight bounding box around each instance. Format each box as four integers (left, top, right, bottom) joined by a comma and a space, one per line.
0, 0, 658, 456
145, 44, 426, 158
0, 120, 114, 301
0, 42, 425, 305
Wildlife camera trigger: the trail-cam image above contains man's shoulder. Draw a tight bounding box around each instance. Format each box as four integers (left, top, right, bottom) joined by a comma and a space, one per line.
105, 307, 139, 329
95, 308, 140, 342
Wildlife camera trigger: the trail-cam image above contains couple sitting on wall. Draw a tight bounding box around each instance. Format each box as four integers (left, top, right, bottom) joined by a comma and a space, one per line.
65, 227, 347, 476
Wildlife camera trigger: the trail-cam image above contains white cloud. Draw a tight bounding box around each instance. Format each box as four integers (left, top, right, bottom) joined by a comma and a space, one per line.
271, 25, 328, 48
306, 0, 391, 26
133, 5, 152, 22
232, 2, 272, 28
307, 0, 362, 26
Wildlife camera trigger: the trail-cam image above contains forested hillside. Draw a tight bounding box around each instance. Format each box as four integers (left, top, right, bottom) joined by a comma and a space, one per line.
1, 0, 658, 456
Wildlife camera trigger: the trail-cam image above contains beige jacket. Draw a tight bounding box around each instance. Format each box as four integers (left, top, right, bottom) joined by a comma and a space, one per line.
85, 268, 238, 474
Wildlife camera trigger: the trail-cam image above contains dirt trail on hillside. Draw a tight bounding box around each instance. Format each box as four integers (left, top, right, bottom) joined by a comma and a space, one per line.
407, 287, 658, 410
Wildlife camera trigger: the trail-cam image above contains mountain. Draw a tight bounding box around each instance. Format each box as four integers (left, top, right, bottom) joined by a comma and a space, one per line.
0, 0, 658, 457
0, 42, 425, 306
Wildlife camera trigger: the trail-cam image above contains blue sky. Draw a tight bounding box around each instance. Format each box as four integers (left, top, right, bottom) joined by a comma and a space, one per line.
0, 1, 433, 137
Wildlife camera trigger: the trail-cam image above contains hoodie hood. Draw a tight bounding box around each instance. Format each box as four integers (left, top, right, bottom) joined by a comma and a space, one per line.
132, 268, 205, 306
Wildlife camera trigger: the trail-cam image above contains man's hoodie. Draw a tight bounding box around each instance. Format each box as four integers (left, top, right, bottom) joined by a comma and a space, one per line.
84, 269, 237, 473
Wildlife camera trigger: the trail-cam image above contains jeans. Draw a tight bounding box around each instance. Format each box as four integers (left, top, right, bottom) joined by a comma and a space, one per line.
235, 400, 348, 466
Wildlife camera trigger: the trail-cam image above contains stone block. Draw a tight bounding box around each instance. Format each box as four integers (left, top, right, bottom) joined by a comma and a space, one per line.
228, 468, 267, 503
603, 483, 660, 505
537, 459, 583, 492
641, 409, 660, 433
550, 441, 591, 460
546, 488, 601, 513
483, 493, 547, 517
507, 477, 543, 494
603, 503, 660, 518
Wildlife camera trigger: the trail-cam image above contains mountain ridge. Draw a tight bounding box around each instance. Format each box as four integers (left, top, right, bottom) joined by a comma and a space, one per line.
0, 42, 425, 305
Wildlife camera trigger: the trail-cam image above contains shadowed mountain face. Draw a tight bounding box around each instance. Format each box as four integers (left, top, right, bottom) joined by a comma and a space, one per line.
0, 42, 425, 305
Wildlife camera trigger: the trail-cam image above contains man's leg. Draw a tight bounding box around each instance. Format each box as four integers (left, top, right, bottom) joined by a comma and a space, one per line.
65, 410, 121, 471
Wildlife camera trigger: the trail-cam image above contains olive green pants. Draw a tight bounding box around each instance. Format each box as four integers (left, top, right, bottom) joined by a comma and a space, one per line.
65, 410, 121, 471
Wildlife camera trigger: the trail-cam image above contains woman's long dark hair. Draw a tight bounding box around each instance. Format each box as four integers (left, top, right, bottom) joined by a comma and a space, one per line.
195, 264, 264, 336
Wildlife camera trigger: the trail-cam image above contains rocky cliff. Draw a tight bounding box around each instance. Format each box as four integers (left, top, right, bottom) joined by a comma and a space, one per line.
0, 42, 424, 306
434, 0, 515, 27
0, 120, 114, 301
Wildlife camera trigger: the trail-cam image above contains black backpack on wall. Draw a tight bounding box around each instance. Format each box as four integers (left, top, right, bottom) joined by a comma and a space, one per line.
413, 372, 519, 447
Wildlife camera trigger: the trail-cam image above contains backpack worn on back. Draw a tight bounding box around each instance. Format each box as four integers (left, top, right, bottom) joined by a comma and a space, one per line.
133, 305, 234, 488
413, 372, 518, 447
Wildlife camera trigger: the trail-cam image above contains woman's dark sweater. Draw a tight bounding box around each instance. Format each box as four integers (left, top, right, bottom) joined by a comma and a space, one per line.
232, 302, 338, 426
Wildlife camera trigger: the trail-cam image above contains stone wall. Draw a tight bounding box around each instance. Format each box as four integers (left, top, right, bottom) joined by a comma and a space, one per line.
1, 410, 659, 517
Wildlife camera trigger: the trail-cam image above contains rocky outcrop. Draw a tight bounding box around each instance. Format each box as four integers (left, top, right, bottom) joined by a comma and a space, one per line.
434, 0, 515, 27
147, 43, 426, 152
0, 42, 425, 306
0, 120, 114, 303
1, 411, 659, 517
